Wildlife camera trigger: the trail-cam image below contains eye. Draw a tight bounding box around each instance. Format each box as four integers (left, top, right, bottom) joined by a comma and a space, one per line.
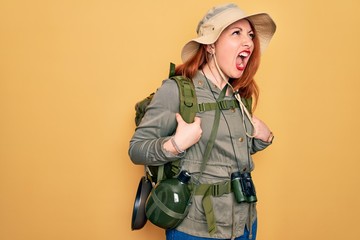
232, 30, 241, 35
249, 32, 255, 39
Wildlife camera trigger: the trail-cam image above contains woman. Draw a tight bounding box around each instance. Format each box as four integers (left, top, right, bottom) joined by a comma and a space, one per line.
129, 3, 276, 240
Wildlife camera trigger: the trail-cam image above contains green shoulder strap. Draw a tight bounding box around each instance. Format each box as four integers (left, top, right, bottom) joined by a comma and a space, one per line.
156, 63, 198, 182
242, 97, 253, 115
198, 85, 227, 235
169, 62, 197, 123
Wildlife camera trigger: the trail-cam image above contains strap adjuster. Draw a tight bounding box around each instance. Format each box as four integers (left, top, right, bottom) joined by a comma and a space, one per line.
198, 103, 206, 112
210, 181, 231, 197
218, 101, 227, 110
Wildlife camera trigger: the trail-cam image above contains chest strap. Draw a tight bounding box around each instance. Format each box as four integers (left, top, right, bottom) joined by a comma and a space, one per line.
197, 99, 239, 113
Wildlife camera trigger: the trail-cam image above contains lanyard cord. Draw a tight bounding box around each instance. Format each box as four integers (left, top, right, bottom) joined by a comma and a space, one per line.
233, 92, 256, 138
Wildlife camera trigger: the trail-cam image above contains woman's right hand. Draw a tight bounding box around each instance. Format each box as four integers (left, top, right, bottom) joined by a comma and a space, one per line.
163, 113, 202, 154
173, 113, 202, 150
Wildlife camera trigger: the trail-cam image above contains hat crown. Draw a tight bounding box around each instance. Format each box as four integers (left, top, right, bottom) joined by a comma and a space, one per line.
196, 3, 245, 37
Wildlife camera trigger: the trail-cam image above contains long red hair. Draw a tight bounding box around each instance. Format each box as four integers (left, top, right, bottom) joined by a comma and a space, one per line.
175, 22, 261, 110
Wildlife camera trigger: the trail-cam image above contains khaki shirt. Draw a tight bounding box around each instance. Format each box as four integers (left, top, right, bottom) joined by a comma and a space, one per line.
129, 71, 271, 238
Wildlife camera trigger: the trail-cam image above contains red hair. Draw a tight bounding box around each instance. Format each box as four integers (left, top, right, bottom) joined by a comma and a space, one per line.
175, 46, 207, 78
175, 22, 262, 110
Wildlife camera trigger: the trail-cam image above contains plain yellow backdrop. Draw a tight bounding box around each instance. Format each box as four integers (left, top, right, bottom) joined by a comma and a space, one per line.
1, 0, 360, 239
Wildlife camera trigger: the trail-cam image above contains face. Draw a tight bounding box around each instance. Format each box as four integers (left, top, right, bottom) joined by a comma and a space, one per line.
213, 19, 255, 79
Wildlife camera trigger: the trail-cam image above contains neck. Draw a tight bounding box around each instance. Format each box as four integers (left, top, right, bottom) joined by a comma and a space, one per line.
202, 63, 228, 89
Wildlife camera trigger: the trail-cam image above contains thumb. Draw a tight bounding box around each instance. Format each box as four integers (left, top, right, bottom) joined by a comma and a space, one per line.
193, 116, 201, 124
175, 113, 185, 124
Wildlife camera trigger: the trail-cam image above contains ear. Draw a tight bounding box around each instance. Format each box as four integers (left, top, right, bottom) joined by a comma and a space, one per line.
206, 44, 215, 54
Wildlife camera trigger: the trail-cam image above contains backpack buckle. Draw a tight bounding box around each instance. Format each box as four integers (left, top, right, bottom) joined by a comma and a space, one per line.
198, 103, 206, 112
218, 101, 228, 110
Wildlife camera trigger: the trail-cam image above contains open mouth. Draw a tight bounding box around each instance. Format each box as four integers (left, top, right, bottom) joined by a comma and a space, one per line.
236, 50, 251, 71
239, 50, 250, 60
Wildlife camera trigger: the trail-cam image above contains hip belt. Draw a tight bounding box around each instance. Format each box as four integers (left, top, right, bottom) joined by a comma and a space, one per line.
190, 180, 232, 235
189, 177, 257, 235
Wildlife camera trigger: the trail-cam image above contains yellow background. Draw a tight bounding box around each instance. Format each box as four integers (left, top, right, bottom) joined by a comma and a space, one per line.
1, 0, 359, 239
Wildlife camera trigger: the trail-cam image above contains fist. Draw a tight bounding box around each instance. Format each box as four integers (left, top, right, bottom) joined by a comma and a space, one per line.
252, 115, 272, 142
173, 113, 202, 150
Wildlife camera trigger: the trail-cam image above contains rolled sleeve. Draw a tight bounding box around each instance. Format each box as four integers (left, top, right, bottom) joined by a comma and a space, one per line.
250, 137, 273, 155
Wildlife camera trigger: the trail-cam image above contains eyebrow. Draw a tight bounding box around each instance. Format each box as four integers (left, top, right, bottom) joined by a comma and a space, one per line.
230, 26, 254, 33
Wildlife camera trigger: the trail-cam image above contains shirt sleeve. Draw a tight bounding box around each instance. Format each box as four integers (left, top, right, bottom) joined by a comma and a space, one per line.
128, 79, 185, 166
250, 137, 273, 155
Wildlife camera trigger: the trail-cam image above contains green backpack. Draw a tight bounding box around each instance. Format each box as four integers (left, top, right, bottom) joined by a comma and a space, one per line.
135, 63, 197, 126
134, 63, 253, 183
134, 63, 197, 183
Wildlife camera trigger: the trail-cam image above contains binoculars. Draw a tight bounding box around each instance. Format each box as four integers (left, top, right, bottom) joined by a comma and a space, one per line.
231, 172, 257, 203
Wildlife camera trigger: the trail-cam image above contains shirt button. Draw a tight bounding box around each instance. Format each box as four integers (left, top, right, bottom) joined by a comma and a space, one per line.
230, 107, 235, 113
239, 137, 244, 142
198, 80, 203, 86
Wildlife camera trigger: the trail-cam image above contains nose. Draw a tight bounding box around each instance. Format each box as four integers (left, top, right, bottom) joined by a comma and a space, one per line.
241, 35, 253, 49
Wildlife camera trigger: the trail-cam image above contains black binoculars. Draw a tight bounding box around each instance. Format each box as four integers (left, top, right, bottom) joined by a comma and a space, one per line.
231, 172, 257, 203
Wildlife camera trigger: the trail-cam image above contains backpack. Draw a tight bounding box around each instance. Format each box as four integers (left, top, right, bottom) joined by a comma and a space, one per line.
134, 63, 197, 183
134, 63, 253, 183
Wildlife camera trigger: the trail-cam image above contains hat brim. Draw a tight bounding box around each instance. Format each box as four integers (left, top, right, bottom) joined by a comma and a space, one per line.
181, 12, 276, 62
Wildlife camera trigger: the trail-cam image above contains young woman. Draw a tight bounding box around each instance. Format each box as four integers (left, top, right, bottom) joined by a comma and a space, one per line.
129, 3, 276, 240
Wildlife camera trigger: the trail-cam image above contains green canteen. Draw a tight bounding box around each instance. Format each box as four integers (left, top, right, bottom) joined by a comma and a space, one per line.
145, 171, 191, 229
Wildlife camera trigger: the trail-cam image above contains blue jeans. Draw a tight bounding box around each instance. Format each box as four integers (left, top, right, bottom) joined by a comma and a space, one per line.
166, 220, 257, 240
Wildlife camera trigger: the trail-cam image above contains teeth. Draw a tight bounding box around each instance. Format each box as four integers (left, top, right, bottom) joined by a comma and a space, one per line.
239, 52, 249, 58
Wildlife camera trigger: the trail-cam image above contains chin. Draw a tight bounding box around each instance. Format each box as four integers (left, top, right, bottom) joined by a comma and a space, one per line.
232, 72, 244, 79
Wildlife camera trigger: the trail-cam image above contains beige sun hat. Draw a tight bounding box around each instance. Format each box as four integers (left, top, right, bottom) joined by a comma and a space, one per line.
181, 3, 276, 62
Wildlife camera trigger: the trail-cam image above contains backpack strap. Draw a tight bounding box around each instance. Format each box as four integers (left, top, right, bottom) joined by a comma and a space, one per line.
152, 64, 198, 183
171, 76, 197, 124
241, 97, 253, 115
156, 76, 197, 182
168, 62, 198, 124
169, 62, 176, 78
196, 85, 228, 235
